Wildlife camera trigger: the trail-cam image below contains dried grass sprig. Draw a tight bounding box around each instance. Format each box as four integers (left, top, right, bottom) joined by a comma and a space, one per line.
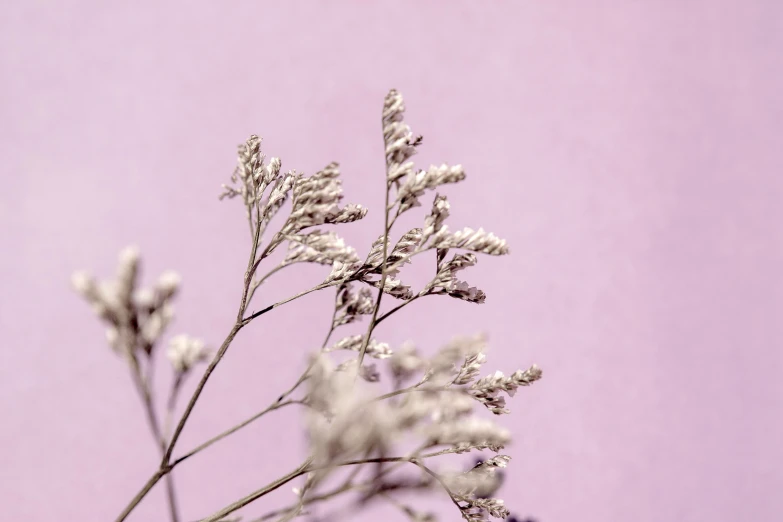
72, 89, 541, 522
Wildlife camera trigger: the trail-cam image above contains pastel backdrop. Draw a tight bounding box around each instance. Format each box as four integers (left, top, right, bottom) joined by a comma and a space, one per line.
1, 2, 780, 521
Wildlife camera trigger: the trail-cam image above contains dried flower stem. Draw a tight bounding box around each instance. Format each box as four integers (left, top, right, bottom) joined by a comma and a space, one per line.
115, 468, 169, 522
126, 352, 182, 522
161, 322, 242, 468
410, 460, 463, 510
98, 90, 535, 522
250, 480, 356, 521
165, 282, 329, 466
171, 399, 305, 467
174, 289, 418, 469
203, 447, 468, 522
160, 203, 267, 469
116, 237, 333, 521
374, 288, 446, 326
242, 283, 331, 325
246, 264, 286, 305
251, 461, 404, 522
163, 373, 185, 442
201, 458, 314, 522
354, 126, 396, 370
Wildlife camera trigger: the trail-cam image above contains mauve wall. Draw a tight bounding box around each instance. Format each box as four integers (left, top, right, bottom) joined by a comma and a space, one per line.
1, 2, 781, 521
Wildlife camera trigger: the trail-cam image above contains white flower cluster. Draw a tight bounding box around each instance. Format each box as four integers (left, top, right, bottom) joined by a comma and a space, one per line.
219, 135, 281, 212
305, 355, 398, 473
423, 193, 450, 240
283, 230, 361, 267
71, 246, 181, 355
317, 90, 512, 310
303, 332, 538, 521
430, 226, 510, 256
470, 366, 544, 415
395, 163, 466, 213
427, 252, 486, 304
325, 335, 393, 359
463, 498, 511, 521
284, 162, 368, 233
443, 454, 511, 498
221, 141, 373, 298
389, 341, 429, 380
333, 283, 374, 327
383, 88, 423, 179
166, 334, 210, 373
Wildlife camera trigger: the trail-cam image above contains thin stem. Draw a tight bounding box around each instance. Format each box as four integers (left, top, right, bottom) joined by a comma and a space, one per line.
374, 287, 446, 327
276, 474, 312, 522
249, 479, 356, 522
116, 284, 331, 521
247, 231, 284, 290
127, 354, 165, 451
373, 382, 447, 402
161, 192, 266, 464
161, 322, 244, 467
246, 449, 460, 522
251, 464, 377, 522
356, 188, 393, 369
246, 263, 286, 305
242, 282, 331, 325
377, 491, 422, 520
410, 460, 464, 510
114, 470, 166, 522
200, 459, 314, 522
274, 298, 338, 403
164, 373, 184, 443
166, 282, 326, 466
374, 294, 420, 326
171, 399, 305, 467
126, 352, 181, 522
163, 474, 180, 522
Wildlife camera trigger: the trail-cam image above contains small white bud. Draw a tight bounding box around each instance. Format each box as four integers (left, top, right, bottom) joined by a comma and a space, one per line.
71, 271, 92, 296
156, 271, 181, 300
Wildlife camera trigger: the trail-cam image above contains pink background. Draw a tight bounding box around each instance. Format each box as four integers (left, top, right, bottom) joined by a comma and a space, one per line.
1, 1, 781, 521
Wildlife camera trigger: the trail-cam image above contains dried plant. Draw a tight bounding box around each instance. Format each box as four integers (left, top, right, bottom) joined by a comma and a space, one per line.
72, 90, 542, 522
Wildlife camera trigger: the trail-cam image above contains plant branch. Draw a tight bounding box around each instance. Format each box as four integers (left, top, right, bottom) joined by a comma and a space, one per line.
374, 293, 421, 326
171, 399, 305, 467
114, 469, 167, 522
200, 458, 314, 522
166, 281, 328, 467
410, 460, 464, 510
246, 263, 286, 305
242, 282, 332, 325
243, 448, 460, 522
116, 282, 332, 521
355, 125, 396, 370
126, 351, 181, 522
161, 322, 243, 468
164, 373, 185, 443
202, 447, 464, 522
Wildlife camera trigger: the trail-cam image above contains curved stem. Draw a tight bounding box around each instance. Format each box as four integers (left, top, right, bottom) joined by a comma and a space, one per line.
115, 283, 331, 521
356, 190, 393, 369
206, 449, 462, 522
246, 263, 286, 305
410, 460, 464, 510
172, 399, 305, 467
374, 294, 420, 326
242, 283, 331, 325
127, 352, 181, 522
200, 459, 313, 522
161, 322, 243, 467
114, 469, 165, 522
